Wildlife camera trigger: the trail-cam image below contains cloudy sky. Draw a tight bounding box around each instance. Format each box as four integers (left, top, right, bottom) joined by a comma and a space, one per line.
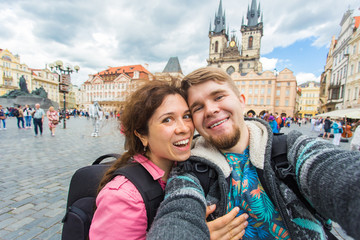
1, 0, 359, 86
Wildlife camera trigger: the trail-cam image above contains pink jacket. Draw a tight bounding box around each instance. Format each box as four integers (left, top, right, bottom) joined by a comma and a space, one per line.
89, 154, 165, 240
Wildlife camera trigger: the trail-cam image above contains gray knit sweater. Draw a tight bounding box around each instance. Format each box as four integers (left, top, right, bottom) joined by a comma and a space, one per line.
147, 118, 360, 239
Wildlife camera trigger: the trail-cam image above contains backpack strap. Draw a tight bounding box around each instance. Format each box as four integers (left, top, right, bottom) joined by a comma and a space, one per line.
180, 160, 217, 196
113, 164, 164, 231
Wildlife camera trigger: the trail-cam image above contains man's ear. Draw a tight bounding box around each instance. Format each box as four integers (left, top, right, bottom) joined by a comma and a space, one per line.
239, 94, 246, 106
134, 130, 148, 147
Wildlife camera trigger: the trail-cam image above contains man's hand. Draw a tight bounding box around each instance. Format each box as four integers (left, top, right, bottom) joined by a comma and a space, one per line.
206, 205, 248, 240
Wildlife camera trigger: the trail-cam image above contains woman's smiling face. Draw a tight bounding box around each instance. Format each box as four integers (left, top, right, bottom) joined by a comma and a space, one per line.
141, 94, 194, 167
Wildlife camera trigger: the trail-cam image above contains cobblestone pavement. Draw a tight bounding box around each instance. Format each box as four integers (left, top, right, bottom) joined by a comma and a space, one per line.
0, 118, 354, 239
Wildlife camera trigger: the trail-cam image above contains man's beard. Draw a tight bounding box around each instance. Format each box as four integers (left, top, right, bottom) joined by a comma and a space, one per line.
208, 125, 240, 150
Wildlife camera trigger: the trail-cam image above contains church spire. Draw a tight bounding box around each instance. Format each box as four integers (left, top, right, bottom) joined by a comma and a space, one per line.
246, 0, 261, 27
213, 0, 226, 33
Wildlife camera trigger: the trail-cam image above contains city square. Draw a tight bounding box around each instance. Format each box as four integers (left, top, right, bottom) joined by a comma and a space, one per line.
0, 116, 355, 239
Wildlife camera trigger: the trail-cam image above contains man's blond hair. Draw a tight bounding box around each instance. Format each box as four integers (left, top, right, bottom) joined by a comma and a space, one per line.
180, 67, 240, 99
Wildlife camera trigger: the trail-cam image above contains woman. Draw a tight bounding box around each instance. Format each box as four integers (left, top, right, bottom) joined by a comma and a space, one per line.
47, 106, 59, 136
89, 81, 194, 239
23, 105, 32, 128
332, 118, 342, 146
0, 105, 6, 130
350, 120, 360, 151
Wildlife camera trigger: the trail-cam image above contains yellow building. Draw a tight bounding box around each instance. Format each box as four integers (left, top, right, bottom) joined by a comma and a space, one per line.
30, 68, 59, 104
298, 81, 320, 117
231, 68, 298, 117
0, 49, 32, 96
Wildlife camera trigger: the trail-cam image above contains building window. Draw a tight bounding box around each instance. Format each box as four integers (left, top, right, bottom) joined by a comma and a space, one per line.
268, 80, 271, 84
242, 81, 246, 85
351, 65, 354, 75
267, 88, 271, 95
249, 81, 253, 85
267, 98, 270, 105
287, 82, 290, 86
285, 100, 289, 106
254, 89, 258, 94
248, 98, 252, 104
215, 41, 219, 53
276, 90, 280, 96
248, 36, 253, 49
261, 88, 264, 94
249, 88, 253, 94
275, 100, 279, 106
254, 98, 258, 105
354, 87, 358, 100
286, 89, 290, 96
260, 98, 264, 105
241, 88, 245, 94
277, 83, 281, 87
358, 61, 360, 73
262, 81, 265, 85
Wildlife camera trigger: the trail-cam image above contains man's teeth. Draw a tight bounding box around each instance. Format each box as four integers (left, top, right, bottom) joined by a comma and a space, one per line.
174, 139, 189, 146
210, 119, 227, 128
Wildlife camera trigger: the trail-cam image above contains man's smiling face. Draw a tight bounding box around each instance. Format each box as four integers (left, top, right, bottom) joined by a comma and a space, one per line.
188, 80, 246, 151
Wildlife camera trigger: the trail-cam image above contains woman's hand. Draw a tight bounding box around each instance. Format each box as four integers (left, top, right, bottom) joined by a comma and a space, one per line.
206, 205, 248, 240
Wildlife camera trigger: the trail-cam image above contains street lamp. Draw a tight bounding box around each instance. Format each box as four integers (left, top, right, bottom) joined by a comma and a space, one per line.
49, 60, 80, 129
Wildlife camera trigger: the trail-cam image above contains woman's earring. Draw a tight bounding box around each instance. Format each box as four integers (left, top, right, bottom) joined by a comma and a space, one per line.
143, 145, 147, 152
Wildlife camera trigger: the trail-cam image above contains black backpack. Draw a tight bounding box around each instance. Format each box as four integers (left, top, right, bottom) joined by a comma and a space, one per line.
13, 108, 19, 117
61, 153, 164, 240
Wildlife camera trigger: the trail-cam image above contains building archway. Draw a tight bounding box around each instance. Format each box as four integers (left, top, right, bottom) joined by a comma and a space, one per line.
246, 110, 256, 117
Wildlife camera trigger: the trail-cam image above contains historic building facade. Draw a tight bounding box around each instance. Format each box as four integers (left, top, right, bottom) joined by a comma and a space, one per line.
0, 49, 32, 96
30, 68, 60, 104
207, 0, 263, 75
298, 81, 320, 117
326, 10, 359, 111
343, 17, 360, 109
81, 64, 153, 112
319, 36, 336, 113
206, 0, 297, 117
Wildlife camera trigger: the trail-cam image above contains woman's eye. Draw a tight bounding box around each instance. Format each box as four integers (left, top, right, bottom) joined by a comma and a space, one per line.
184, 114, 192, 119
162, 117, 171, 123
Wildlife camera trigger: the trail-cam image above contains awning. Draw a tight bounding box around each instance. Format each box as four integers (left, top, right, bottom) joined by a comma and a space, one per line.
316, 108, 360, 119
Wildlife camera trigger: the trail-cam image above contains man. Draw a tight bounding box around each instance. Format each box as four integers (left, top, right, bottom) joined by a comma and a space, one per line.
32, 103, 45, 136
323, 116, 332, 139
16, 105, 25, 129
274, 112, 282, 131
148, 67, 360, 240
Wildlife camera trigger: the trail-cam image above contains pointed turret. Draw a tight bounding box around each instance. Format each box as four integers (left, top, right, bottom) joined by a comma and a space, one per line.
246, 0, 261, 27
213, 0, 226, 33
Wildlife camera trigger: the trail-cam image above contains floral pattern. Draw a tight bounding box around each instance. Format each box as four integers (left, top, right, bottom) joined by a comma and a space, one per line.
225, 148, 290, 240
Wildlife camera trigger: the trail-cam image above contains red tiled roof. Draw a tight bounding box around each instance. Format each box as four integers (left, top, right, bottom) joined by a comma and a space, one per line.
91, 64, 152, 82
354, 16, 360, 29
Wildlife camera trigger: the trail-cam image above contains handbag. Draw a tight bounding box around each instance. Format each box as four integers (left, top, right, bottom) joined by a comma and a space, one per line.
52, 119, 59, 125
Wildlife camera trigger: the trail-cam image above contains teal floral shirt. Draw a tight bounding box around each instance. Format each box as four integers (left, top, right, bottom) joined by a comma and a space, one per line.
225, 148, 290, 240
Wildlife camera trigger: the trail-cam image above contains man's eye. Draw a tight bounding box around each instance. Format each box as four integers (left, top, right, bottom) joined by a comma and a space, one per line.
215, 95, 223, 101
193, 106, 202, 113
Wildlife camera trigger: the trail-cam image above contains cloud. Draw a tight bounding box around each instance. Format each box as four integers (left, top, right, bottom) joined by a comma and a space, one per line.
0, 0, 358, 86
296, 72, 321, 85
260, 57, 278, 71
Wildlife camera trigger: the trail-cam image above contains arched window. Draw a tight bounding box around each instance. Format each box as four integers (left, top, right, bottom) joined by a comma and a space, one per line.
226, 66, 235, 75
248, 36, 253, 49
215, 41, 219, 53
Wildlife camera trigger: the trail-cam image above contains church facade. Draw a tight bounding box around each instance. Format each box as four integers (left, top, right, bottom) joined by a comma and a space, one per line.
207, 0, 298, 117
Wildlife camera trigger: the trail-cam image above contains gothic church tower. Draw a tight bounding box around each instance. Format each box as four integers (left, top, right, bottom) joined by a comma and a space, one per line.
207, 0, 263, 74
240, 0, 263, 73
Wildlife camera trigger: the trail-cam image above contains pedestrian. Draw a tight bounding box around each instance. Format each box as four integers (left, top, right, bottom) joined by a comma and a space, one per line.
0, 105, 6, 130
89, 81, 200, 239
147, 67, 360, 240
332, 118, 342, 146
23, 104, 33, 128
310, 117, 316, 131
32, 103, 45, 137
268, 115, 279, 133
15, 105, 25, 129
322, 116, 332, 139
47, 106, 59, 136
